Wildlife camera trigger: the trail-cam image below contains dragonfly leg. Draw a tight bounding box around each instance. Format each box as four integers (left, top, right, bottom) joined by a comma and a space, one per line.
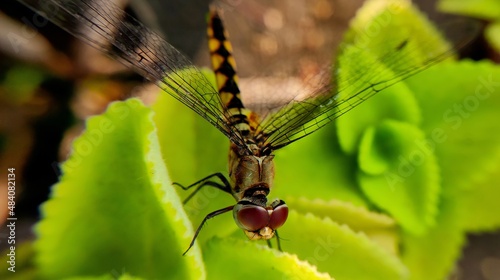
264, 231, 282, 251
183, 205, 234, 255
173, 172, 232, 204
275, 230, 282, 251
266, 239, 273, 249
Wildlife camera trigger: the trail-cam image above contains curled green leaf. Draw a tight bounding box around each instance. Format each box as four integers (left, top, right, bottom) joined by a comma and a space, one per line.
357, 120, 441, 235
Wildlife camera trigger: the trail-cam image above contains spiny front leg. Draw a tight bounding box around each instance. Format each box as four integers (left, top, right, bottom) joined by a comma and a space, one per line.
172, 172, 232, 204
183, 205, 234, 255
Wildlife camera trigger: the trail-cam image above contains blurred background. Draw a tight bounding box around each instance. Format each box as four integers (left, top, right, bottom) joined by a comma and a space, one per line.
0, 0, 498, 279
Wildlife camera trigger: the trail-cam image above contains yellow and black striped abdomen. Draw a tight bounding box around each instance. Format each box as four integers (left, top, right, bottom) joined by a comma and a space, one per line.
207, 9, 254, 137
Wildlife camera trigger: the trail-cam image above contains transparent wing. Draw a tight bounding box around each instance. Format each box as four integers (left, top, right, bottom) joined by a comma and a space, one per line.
257, 18, 480, 152
17, 0, 247, 147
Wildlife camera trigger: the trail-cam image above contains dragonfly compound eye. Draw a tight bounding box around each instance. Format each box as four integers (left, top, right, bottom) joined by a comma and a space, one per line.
233, 203, 269, 232
269, 203, 288, 230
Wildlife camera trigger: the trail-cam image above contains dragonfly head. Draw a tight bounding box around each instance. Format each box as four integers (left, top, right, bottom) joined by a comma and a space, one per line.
233, 199, 288, 240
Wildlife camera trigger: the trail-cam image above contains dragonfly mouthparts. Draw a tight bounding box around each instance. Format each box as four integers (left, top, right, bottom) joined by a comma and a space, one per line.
244, 227, 274, 240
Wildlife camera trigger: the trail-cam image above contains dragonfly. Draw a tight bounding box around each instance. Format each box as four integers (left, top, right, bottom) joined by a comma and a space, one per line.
17, 0, 476, 254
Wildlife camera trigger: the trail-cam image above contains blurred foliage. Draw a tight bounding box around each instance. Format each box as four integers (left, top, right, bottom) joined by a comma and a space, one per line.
486, 22, 500, 52
1, 0, 500, 279
439, 0, 500, 53
439, 0, 500, 19
2, 66, 45, 103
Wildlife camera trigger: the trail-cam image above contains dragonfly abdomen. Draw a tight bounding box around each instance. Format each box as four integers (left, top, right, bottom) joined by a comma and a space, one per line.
207, 9, 259, 141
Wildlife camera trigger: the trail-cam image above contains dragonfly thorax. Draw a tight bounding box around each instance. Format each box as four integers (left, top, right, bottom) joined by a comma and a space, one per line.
229, 143, 275, 200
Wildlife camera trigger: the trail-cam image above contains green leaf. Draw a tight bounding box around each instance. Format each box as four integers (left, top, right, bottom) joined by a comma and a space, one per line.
152, 68, 235, 246
203, 238, 332, 280
486, 21, 500, 53
438, 0, 500, 20
284, 197, 395, 231
278, 211, 408, 280
402, 198, 466, 280
153, 68, 228, 183
335, 0, 454, 154
344, 0, 454, 68
358, 120, 440, 234
273, 127, 368, 207
406, 60, 500, 231
456, 168, 500, 231
34, 99, 204, 279
284, 197, 399, 255
65, 274, 145, 280
336, 81, 420, 155
346, 0, 448, 50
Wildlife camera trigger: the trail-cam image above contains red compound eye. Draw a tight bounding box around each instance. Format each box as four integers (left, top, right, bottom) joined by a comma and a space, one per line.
269, 204, 288, 230
234, 204, 269, 232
